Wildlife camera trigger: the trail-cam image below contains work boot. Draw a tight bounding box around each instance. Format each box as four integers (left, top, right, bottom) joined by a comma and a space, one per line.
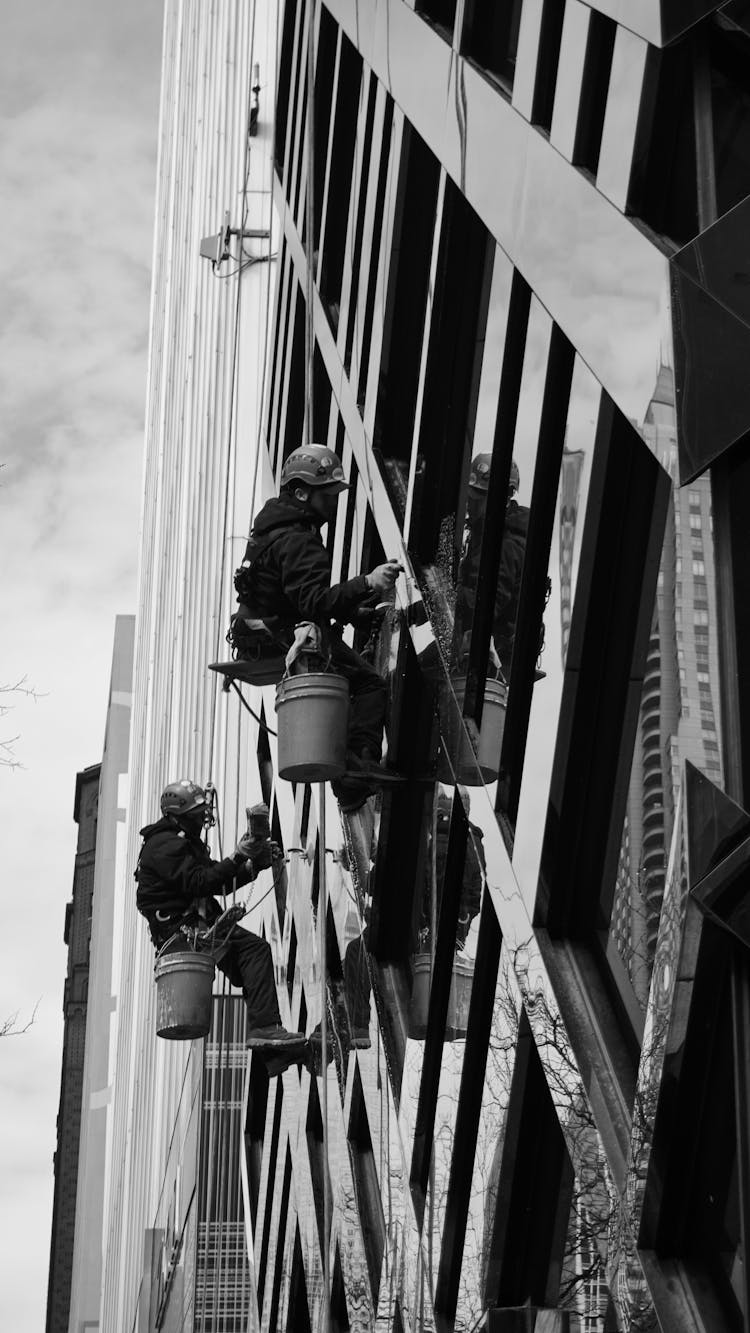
246, 1023, 307, 1051
261, 1047, 309, 1078
307, 1023, 336, 1069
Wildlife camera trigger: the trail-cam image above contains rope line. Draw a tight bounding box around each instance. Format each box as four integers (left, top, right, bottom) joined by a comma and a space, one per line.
303, 4, 332, 1324
228, 678, 278, 735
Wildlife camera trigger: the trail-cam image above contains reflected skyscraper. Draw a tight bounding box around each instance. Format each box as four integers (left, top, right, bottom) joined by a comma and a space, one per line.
611, 365, 723, 1002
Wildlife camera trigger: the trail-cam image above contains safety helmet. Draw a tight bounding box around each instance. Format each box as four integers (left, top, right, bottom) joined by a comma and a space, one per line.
468, 453, 492, 492
160, 779, 208, 820
468, 454, 520, 495
280, 444, 349, 493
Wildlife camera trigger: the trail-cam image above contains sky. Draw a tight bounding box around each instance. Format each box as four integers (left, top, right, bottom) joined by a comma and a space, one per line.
0, 3, 163, 1326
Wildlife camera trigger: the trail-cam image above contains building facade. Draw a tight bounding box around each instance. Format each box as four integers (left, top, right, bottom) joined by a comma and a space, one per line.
65, 615, 135, 1333
46, 761, 101, 1333
89, 1, 750, 1331
47, 616, 135, 1333
241, 1, 750, 1331
96, 5, 280, 1331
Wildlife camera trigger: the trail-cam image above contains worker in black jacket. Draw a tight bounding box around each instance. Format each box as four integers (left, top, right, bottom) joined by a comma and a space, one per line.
454, 454, 528, 675
235, 443, 403, 811
136, 779, 305, 1055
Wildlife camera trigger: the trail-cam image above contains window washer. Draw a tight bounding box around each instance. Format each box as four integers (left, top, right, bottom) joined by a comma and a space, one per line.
135, 779, 305, 1057
234, 443, 403, 812
454, 455, 528, 677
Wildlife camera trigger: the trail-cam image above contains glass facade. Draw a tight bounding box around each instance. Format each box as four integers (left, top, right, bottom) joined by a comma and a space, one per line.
246, 1, 750, 1330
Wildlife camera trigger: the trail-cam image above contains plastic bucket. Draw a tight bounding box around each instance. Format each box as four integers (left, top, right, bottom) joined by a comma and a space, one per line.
154, 951, 215, 1040
440, 676, 507, 785
275, 671, 349, 781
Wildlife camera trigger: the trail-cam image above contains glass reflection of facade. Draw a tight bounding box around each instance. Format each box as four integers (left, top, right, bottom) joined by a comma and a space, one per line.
247, 3, 750, 1331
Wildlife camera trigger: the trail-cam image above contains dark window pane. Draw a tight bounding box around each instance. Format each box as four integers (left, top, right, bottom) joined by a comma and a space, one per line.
572, 10, 616, 175
629, 41, 699, 246
275, 0, 300, 176
416, 0, 457, 42
408, 179, 494, 567
531, 0, 566, 132
461, 0, 522, 94
319, 35, 363, 329
312, 6, 338, 249
373, 125, 441, 522
710, 18, 750, 217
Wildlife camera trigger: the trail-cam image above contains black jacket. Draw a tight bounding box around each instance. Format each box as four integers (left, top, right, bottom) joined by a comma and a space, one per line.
456, 499, 529, 645
135, 817, 256, 925
238, 493, 372, 638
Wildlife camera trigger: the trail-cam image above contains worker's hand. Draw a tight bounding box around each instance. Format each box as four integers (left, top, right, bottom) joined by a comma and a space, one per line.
365, 560, 403, 597
234, 831, 265, 863
248, 839, 279, 871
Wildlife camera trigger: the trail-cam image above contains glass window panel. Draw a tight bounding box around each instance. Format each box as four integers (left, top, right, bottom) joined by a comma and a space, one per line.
549, 0, 590, 160
572, 9, 616, 176
627, 40, 699, 247
415, 0, 457, 43
510, 353, 599, 910
444, 294, 550, 802
452, 949, 520, 1325
408, 790, 490, 1217
372, 125, 441, 524
596, 26, 649, 212
461, 0, 523, 95
607, 374, 724, 1012
710, 17, 750, 219
531, 0, 566, 132
411, 245, 514, 674
512, 0, 544, 121
319, 34, 363, 332
407, 179, 494, 570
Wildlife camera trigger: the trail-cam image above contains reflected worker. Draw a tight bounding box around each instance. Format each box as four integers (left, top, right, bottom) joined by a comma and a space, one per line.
455, 455, 528, 676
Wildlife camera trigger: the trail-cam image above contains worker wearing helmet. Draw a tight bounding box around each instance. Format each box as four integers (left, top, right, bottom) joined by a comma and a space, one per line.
455, 453, 528, 674
234, 443, 403, 811
135, 779, 305, 1056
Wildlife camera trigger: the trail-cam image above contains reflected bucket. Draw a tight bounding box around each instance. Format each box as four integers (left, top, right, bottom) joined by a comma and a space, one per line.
275, 671, 349, 781
408, 952, 475, 1040
440, 676, 507, 785
155, 951, 215, 1040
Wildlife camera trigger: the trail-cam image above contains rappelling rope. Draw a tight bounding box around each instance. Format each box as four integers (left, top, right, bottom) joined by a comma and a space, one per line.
200, 6, 261, 1325
303, 2, 332, 1324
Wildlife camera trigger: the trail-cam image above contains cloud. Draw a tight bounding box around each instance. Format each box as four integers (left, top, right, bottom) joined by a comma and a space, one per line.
0, 3, 163, 1327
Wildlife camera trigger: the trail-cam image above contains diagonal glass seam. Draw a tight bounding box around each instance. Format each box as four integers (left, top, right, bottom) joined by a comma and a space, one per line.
671, 245, 750, 336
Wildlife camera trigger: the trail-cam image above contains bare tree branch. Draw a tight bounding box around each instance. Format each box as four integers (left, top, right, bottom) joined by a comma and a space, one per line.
0, 1000, 40, 1037
0, 678, 44, 770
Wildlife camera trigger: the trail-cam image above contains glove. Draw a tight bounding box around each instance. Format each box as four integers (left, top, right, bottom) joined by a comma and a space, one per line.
365, 560, 403, 597
233, 832, 278, 869
285, 621, 322, 672
233, 832, 259, 863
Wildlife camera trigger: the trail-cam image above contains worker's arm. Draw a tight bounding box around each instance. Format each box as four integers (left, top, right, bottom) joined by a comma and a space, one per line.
277, 528, 371, 624
154, 837, 260, 903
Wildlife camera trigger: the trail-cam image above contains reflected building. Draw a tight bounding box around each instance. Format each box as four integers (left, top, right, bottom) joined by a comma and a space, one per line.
85, 3, 750, 1332
612, 364, 723, 1002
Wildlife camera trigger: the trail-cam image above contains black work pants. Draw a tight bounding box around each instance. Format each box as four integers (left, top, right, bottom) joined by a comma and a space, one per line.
329, 637, 387, 757
157, 925, 280, 1028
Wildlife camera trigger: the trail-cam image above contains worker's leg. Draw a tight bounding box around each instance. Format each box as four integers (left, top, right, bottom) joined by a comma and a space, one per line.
343, 932, 372, 1034
329, 638, 387, 756
216, 926, 281, 1028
